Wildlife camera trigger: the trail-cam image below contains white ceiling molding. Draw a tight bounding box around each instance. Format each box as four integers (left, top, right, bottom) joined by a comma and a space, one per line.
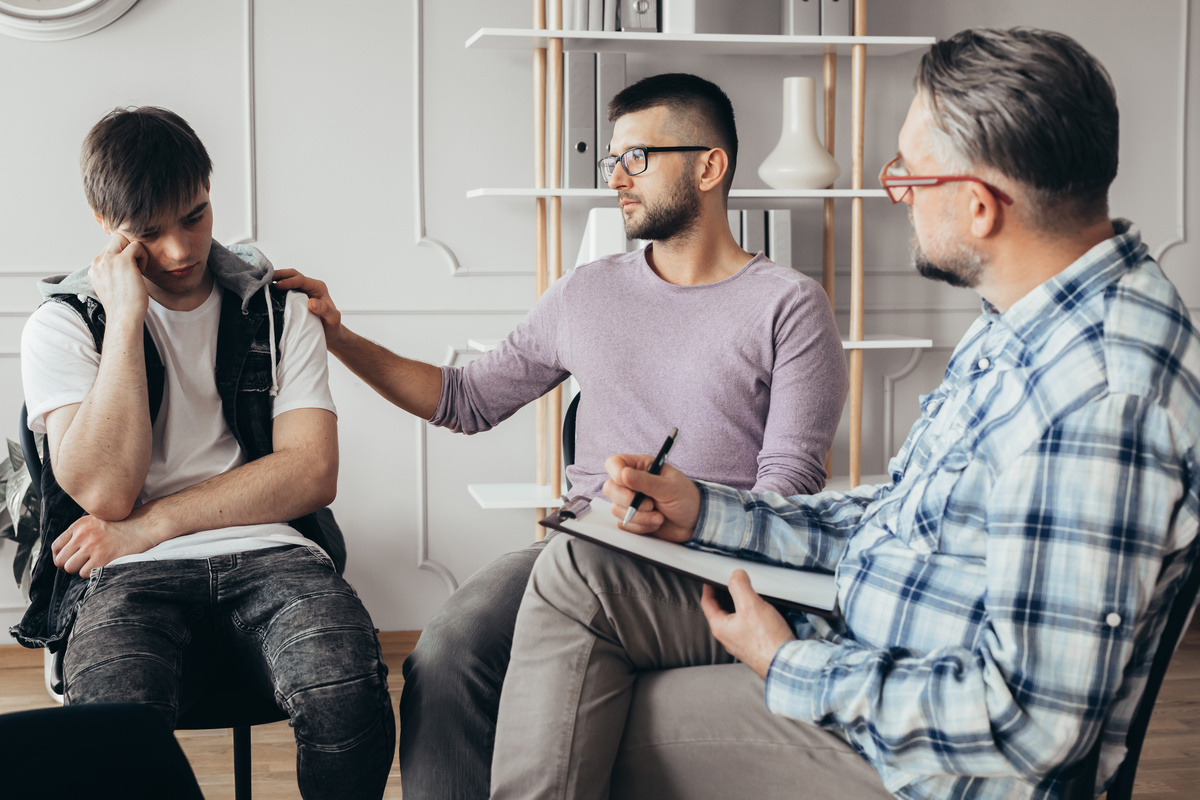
1152, 0, 1190, 265
0, 0, 137, 41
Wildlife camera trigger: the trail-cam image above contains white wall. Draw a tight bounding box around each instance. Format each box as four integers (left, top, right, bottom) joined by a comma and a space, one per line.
1, 0, 1195, 632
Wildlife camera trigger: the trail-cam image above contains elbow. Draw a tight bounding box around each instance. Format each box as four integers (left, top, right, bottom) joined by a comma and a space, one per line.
314, 479, 337, 510
70, 486, 137, 522
54, 458, 146, 521
307, 454, 339, 510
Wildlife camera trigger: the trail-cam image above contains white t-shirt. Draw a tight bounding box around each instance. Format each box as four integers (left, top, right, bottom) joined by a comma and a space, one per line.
20, 282, 337, 565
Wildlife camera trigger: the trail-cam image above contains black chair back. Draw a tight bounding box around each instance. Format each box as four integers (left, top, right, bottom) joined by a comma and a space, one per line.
562, 392, 581, 493
1060, 548, 1200, 799
18, 403, 41, 500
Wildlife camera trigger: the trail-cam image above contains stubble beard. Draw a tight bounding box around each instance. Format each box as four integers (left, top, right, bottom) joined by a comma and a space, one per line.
621, 170, 702, 243
908, 208, 986, 289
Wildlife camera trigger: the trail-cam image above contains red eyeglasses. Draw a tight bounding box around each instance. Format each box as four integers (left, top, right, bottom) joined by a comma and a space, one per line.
879, 155, 1014, 206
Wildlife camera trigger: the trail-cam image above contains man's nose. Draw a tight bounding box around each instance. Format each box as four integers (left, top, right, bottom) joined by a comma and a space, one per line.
607, 162, 631, 189
160, 232, 189, 262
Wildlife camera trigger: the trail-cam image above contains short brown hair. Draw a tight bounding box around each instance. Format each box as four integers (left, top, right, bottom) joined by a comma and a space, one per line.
608, 73, 738, 199
81, 106, 212, 230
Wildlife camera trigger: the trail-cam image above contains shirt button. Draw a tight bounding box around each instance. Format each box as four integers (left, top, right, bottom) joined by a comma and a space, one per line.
1106, 612, 1122, 628
977, 357, 991, 370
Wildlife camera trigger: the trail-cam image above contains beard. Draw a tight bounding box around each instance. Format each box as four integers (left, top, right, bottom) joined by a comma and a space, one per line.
909, 209, 986, 289
620, 171, 702, 242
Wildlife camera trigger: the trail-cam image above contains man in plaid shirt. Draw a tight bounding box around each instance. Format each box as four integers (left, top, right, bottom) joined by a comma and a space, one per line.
489, 27, 1200, 800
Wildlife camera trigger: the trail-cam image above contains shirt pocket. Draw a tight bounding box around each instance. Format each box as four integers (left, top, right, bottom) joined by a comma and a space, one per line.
893, 446, 972, 554
237, 348, 275, 393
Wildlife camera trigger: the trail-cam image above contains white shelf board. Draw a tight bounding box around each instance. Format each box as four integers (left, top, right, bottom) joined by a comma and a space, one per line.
468, 338, 500, 352
468, 483, 564, 510
825, 473, 890, 493
473, 336, 930, 354
841, 335, 933, 351
468, 188, 888, 200
466, 28, 936, 58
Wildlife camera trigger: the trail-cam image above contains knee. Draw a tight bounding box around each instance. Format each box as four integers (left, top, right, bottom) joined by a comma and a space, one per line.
403, 604, 497, 690
404, 551, 540, 687
289, 671, 394, 751
531, 534, 611, 592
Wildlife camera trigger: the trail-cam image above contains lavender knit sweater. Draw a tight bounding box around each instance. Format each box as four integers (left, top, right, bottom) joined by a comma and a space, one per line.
431, 247, 848, 499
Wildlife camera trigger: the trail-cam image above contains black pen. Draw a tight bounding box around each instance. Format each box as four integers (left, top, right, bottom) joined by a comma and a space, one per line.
622, 427, 678, 526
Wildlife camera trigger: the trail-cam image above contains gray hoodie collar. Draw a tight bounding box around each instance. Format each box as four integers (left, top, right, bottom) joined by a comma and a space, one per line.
38, 240, 274, 314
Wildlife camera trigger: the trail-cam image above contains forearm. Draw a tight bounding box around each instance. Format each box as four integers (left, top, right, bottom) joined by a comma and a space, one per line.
692, 480, 866, 571
328, 325, 442, 419
53, 317, 151, 519
136, 444, 337, 545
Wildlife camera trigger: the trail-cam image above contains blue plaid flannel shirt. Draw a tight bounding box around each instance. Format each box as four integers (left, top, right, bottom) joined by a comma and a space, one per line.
692, 221, 1200, 799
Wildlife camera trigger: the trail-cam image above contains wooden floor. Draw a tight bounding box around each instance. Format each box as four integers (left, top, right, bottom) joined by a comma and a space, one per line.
2, 626, 1199, 799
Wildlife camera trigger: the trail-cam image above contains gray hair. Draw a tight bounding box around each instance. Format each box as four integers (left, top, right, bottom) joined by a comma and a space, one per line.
916, 28, 1118, 231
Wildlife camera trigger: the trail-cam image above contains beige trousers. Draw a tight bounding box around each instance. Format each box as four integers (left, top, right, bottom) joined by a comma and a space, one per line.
491, 534, 894, 800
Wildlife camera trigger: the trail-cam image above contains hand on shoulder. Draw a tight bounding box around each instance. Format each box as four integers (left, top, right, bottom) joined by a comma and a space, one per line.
273, 268, 344, 345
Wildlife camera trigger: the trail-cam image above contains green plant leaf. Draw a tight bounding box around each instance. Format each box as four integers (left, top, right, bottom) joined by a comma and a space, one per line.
6, 438, 23, 474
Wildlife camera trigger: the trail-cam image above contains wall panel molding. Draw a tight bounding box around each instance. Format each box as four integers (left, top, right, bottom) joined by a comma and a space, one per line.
412, 342, 474, 598
411, 0, 533, 279
1153, 0, 1190, 264
227, 0, 258, 246
0, 0, 258, 273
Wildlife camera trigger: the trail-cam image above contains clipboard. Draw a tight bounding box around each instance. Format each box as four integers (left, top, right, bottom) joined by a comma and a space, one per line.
541, 498, 839, 620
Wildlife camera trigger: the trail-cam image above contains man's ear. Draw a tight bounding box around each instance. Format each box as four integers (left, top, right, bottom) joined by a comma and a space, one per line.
697, 148, 728, 194
93, 211, 111, 235
966, 181, 1003, 240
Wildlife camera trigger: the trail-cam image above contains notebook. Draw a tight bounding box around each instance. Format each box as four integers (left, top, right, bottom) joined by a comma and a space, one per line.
541, 497, 839, 619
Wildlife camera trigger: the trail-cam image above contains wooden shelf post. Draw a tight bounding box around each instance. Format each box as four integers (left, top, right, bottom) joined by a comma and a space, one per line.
532, 0, 564, 537
547, 0, 564, 516
822, 50, 837, 478
848, 0, 867, 487
533, 0, 549, 529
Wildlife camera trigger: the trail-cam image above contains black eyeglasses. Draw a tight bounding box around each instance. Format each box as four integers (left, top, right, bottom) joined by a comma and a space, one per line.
597, 146, 711, 182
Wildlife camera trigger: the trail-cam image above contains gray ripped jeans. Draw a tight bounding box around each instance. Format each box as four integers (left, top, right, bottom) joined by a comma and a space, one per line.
63, 545, 395, 800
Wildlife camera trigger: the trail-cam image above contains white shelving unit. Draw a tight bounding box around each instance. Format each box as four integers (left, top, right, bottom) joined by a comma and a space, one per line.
469, 336, 932, 353
468, 483, 564, 510
466, 28, 934, 58
464, 2, 935, 516
468, 188, 889, 199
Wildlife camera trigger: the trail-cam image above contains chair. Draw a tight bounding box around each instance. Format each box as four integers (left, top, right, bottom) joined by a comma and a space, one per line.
562, 391, 581, 481
1058, 547, 1200, 800
21, 403, 289, 800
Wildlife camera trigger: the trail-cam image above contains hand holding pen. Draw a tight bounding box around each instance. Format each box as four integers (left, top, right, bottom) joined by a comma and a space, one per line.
622, 428, 678, 525
603, 447, 701, 544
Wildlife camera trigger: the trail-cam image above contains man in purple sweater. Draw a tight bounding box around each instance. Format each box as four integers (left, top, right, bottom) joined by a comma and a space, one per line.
275, 73, 848, 798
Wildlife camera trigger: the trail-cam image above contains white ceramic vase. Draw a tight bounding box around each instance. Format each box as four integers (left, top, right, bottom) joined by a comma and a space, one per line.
757, 77, 841, 190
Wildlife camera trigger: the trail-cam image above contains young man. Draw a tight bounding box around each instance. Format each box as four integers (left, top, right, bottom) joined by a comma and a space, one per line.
491, 29, 1200, 800
12, 108, 395, 800
276, 73, 849, 798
